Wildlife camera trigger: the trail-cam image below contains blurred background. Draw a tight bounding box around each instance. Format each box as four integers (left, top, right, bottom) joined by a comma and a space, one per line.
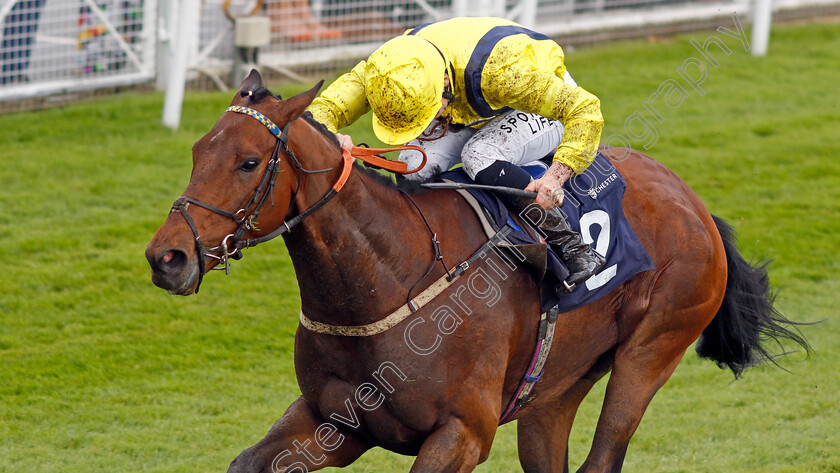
1, 0, 838, 113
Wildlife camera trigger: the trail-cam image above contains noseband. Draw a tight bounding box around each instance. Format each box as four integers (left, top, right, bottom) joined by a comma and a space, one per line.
169, 105, 353, 292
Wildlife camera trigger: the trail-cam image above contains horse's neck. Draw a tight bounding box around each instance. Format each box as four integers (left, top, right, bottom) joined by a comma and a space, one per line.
283, 143, 434, 326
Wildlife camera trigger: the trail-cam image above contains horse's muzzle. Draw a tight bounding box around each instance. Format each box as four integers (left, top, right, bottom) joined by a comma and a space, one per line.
145, 245, 199, 295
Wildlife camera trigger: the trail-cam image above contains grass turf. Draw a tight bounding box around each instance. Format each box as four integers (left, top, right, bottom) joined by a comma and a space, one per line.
1, 19, 838, 473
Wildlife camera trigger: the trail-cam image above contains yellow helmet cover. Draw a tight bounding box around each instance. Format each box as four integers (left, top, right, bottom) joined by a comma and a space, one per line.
365, 35, 447, 144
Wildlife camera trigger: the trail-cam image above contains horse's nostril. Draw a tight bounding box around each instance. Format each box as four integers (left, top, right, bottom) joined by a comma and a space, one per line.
159, 249, 187, 274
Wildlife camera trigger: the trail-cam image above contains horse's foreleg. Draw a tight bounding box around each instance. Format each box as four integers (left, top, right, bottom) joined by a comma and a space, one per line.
227, 397, 370, 473
409, 416, 490, 473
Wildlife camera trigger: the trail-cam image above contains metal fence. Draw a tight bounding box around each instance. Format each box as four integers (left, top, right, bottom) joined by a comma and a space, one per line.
1, 0, 838, 104
0, 0, 155, 101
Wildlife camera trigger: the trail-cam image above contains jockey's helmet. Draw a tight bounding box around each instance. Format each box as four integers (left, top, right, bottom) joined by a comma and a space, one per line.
364, 35, 447, 145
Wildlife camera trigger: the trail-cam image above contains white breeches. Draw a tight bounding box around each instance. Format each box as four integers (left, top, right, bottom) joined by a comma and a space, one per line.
398, 109, 565, 182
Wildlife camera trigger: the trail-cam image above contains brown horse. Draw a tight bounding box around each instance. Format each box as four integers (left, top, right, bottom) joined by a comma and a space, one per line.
146, 71, 808, 473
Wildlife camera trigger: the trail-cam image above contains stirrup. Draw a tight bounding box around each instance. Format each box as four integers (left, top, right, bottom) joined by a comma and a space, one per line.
557, 279, 576, 295
563, 262, 605, 288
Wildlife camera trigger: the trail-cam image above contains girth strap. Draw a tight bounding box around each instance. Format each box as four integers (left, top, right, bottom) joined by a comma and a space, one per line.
299, 270, 460, 336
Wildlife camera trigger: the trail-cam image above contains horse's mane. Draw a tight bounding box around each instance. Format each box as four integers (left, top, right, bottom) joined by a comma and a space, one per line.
301, 111, 341, 149
357, 166, 430, 195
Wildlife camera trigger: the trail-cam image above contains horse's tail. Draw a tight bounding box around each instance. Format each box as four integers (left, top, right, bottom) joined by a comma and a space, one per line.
695, 215, 811, 378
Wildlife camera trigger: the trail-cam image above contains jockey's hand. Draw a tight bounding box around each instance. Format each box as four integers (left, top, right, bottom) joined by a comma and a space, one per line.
335, 133, 354, 153
524, 162, 573, 209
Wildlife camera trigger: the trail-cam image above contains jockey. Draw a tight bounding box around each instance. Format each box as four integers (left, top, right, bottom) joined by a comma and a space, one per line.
307, 17, 606, 288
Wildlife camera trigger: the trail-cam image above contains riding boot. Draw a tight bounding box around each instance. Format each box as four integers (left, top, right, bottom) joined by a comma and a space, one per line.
541, 208, 606, 289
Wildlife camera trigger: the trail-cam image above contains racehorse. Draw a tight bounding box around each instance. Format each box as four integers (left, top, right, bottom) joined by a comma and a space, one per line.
145, 70, 808, 473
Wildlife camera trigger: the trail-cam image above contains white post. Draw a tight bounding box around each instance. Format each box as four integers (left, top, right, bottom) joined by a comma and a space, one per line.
162, 0, 200, 129
752, 0, 773, 56
452, 0, 505, 17
485, 0, 505, 17
519, 0, 538, 29
452, 0, 468, 18
452, 0, 505, 18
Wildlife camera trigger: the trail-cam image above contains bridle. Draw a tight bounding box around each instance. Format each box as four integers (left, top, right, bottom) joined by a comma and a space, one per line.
169, 104, 426, 293
169, 105, 353, 293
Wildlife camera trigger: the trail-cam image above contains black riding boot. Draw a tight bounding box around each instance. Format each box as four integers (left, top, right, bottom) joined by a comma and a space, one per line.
541, 208, 606, 289
506, 197, 606, 290
474, 161, 606, 290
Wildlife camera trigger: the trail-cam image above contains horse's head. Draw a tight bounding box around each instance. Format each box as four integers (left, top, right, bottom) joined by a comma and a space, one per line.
146, 70, 328, 295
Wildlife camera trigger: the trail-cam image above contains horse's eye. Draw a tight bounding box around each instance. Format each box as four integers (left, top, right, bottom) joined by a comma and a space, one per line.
239, 158, 260, 173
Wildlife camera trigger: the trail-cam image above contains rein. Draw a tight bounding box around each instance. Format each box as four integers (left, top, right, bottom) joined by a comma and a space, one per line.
169, 104, 426, 292
349, 145, 427, 174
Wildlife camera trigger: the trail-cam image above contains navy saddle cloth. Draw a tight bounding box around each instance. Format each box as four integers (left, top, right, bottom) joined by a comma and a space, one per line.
440, 153, 655, 313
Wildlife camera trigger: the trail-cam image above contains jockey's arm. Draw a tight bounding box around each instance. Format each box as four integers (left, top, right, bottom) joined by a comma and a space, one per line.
307, 61, 371, 136
545, 85, 603, 176
499, 69, 603, 173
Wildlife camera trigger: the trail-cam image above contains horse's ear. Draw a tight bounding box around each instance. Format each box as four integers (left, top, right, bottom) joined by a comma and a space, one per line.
239, 69, 264, 93
231, 69, 267, 105
280, 80, 325, 121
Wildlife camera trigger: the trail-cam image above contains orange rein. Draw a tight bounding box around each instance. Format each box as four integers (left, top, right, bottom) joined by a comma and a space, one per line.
344, 145, 428, 175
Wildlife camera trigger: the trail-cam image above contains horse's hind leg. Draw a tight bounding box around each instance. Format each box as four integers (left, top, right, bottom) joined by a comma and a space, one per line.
576, 299, 720, 473
517, 355, 613, 473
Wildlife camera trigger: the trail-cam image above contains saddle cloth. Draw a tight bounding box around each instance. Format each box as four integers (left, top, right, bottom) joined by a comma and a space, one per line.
439, 153, 655, 313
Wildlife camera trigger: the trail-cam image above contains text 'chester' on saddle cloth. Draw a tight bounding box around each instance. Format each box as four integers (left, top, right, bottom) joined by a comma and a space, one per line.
439, 153, 655, 314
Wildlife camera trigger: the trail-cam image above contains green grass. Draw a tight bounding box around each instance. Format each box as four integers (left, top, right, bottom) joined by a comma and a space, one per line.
1, 20, 839, 473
